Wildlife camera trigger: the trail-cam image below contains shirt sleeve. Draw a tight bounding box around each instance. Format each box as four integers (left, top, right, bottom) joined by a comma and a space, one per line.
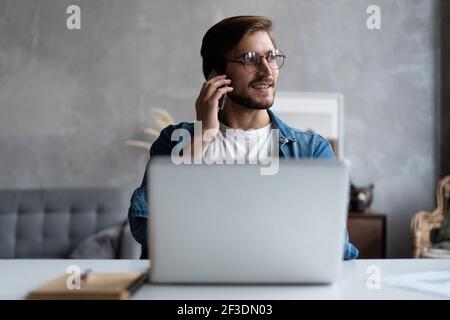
343, 228, 359, 260
128, 125, 175, 246
312, 135, 335, 159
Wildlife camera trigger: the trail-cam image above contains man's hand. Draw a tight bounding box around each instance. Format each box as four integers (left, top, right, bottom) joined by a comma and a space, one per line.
193, 74, 233, 157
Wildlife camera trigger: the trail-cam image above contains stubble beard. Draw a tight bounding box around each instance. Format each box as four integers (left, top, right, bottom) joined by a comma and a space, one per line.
227, 90, 276, 110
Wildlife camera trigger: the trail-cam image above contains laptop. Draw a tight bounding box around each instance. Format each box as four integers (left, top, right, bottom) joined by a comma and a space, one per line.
147, 157, 349, 284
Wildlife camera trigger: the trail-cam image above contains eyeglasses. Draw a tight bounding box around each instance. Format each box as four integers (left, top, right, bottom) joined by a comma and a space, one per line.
225, 49, 286, 73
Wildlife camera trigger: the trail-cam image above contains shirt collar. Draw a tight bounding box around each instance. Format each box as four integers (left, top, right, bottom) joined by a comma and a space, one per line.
267, 109, 297, 142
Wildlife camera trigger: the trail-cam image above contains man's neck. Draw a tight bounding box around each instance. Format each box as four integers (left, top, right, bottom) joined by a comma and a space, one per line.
218, 101, 271, 130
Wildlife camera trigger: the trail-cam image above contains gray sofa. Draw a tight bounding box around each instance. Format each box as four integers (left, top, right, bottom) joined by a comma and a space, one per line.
0, 188, 140, 259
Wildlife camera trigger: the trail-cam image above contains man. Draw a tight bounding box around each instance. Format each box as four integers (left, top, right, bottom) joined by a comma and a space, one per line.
129, 16, 358, 260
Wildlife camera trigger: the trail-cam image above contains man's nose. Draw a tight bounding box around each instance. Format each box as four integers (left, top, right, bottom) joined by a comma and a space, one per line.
257, 57, 272, 76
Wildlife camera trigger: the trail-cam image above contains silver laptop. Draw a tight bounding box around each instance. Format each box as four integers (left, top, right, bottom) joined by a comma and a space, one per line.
147, 157, 349, 284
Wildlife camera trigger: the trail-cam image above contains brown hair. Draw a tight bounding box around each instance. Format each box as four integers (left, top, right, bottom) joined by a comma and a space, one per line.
200, 16, 277, 79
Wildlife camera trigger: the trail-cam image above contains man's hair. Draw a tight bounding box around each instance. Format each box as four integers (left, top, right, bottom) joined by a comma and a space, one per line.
200, 15, 277, 79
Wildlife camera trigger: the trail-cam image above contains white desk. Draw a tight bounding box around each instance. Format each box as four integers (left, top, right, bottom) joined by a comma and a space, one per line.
1, 259, 449, 300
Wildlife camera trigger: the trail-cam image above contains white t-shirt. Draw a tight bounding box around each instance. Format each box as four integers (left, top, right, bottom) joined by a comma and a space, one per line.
203, 121, 277, 165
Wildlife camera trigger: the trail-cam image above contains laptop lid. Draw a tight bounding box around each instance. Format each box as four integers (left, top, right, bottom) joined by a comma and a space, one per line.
148, 157, 349, 284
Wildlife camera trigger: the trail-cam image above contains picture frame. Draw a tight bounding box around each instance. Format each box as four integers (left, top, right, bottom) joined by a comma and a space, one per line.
271, 91, 345, 159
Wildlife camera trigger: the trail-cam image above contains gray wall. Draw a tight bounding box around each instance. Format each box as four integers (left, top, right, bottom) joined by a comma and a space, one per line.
0, 0, 439, 258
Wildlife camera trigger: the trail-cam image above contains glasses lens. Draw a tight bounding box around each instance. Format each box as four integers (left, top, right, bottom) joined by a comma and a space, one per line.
267, 50, 285, 70
241, 50, 286, 72
243, 52, 258, 73
271, 55, 285, 70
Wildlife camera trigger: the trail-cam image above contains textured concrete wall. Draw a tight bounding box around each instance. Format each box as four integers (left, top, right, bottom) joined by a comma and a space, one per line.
0, 0, 439, 257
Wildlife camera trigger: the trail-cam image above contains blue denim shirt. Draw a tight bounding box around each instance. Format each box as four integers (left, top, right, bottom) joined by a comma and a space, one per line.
128, 109, 359, 260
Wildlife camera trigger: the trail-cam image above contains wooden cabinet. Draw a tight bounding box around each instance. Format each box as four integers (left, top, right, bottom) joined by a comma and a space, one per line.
347, 213, 386, 259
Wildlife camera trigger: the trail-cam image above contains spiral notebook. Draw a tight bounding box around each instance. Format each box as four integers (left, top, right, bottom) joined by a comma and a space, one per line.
26, 272, 147, 300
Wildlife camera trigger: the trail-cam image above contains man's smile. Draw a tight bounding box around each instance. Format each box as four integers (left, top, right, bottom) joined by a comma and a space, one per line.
249, 81, 274, 94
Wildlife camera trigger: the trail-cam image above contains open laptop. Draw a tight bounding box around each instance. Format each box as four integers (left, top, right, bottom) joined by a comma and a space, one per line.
147, 157, 349, 284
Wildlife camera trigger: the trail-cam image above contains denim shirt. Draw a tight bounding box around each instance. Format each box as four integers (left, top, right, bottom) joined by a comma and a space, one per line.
128, 109, 359, 260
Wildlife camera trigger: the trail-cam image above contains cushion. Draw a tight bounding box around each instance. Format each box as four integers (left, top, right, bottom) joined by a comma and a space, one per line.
68, 224, 123, 259
68, 221, 141, 259
429, 203, 450, 255
422, 248, 450, 259
433, 206, 450, 244
118, 221, 142, 259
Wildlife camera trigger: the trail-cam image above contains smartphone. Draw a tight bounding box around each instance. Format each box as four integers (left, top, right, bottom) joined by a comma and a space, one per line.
207, 69, 227, 110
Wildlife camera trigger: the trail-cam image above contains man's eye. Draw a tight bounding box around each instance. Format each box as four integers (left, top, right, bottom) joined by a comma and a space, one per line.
268, 50, 279, 58
243, 53, 257, 64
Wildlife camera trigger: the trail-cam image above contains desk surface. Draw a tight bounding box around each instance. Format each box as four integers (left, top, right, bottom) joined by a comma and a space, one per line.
1, 259, 449, 300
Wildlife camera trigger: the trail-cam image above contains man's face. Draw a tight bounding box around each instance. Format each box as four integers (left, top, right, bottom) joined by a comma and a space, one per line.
224, 30, 279, 110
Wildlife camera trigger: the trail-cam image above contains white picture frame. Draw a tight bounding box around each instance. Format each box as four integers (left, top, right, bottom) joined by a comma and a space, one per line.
271, 91, 345, 159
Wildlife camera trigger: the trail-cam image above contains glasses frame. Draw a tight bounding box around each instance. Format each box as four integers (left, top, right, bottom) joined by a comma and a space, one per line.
225, 49, 286, 73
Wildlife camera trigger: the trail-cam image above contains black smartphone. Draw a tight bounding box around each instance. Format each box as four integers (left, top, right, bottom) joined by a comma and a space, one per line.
207, 69, 227, 110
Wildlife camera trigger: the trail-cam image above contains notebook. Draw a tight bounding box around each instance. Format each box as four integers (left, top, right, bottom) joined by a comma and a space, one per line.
26, 272, 147, 300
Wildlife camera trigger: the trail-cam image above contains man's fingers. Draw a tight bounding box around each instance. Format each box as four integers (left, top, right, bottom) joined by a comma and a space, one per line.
211, 86, 234, 102
205, 78, 231, 89
200, 77, 225, 97
201, 75, 225, 88
203, 76, 229, 90
204, 85, 231, 101
202, 79, 232, 99
208, 74, 227, 82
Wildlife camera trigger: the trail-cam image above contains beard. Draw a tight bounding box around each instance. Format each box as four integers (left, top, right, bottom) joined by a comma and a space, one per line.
227, 90, 275, 110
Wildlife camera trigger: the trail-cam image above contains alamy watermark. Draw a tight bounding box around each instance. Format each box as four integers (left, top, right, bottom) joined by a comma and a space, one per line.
366, 264, 382, 290
65, 5, 381, 32
367, 5, 381, 30
66, 5, 81, 30
169, 121, 280, 176
66, 265, 82, 290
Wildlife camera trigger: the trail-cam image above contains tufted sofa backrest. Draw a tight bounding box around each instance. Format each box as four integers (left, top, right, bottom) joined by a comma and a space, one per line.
0, 188, 130, 258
